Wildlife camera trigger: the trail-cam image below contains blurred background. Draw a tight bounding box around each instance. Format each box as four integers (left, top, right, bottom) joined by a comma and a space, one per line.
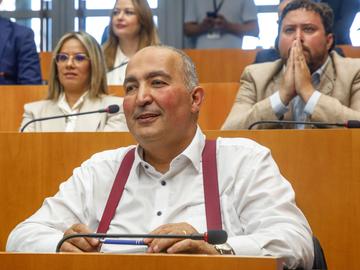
1, 0, 360, 51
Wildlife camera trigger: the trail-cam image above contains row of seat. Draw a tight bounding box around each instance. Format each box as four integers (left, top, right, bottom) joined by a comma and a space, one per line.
38, 45, 360, 83
0, 83, 239, 132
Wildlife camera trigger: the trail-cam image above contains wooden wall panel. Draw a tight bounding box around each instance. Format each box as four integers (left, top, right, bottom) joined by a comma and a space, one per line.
0, 252, 283, 270
0, 130, 359, 270
0, 83, 238, 131
184, 49, 258, 82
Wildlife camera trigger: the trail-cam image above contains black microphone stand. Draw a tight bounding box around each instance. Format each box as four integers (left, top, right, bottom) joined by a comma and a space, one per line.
248, 120, 345, 130
20, 109, 108, 132
56, 232, 212, 252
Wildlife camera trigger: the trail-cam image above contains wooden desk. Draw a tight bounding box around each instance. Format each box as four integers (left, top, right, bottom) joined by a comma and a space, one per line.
0, 85, 124, 132
0, 253, 283, 270
184, 49, 257, 82
0, 83, 237, 131
0, 130, 359, 269
40, 49, 256, 84
0, 85, 48, 132
40, 47, 359, 85
338, 45, 360, 58
198, 82, 238, 129
39, 52, 53, 83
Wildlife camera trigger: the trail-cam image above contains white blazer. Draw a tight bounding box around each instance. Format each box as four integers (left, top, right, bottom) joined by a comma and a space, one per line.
20, 95, 128, 132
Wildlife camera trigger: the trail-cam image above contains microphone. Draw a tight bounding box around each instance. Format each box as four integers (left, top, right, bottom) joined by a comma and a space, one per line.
55, 230, 228, 252
20, 104, 120, 132
248, 120, 360, 130
107, 61, 129, 73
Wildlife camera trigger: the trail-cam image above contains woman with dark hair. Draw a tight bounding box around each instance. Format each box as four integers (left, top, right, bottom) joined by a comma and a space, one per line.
103, 0, 160, 85
20, 31, 128, 132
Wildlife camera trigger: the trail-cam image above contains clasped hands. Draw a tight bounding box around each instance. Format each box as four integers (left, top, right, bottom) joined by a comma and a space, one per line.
279, 39, 315, 106
60, 222, 218, 254
200, 14, 229, 34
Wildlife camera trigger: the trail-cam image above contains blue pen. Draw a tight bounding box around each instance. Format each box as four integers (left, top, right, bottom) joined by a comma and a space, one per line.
100, 239, 146, 245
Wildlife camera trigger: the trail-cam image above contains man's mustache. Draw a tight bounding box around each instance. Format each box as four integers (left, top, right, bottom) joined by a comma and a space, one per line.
133, 107, 161, 119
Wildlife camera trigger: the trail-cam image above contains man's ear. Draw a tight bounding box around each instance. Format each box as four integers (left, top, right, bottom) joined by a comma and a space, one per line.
190, 86, 205, 114
326, 33, 334, 51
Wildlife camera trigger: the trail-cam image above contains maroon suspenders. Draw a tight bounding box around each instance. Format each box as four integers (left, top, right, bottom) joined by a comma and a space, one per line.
97, 148, 135, 233
97, 140, 222, 233
201, 140, 222, 230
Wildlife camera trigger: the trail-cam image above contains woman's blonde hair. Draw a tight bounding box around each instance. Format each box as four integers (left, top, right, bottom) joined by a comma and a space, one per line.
48, 31, 108, 100
103, 0, 160, 70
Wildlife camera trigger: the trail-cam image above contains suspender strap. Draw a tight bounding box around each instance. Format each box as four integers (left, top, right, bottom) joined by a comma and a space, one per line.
97, 148, 135, 233
97, 140, 222, 233
202, 140, 222, 230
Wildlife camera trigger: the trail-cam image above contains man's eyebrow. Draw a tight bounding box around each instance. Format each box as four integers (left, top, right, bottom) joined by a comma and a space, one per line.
145, 71, 172, 81
123, 76, 137, 85
124, 71, 172, 85
283, 23, 317, 27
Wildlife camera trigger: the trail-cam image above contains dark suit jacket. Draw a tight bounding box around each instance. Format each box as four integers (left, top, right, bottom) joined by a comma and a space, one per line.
322, 0, 359, 45
0, 17, 42, 84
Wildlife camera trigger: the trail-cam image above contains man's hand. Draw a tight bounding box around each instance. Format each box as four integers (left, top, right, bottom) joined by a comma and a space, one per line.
60, 223, 100, 252
199, 17, 216, 33
293, 39, 315, 103
144, 223, 219, 255
279, 40, 297, 105
214, 14, 228, 32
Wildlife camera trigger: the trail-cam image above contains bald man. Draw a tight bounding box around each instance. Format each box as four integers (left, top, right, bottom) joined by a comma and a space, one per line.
7, 45, 313, 269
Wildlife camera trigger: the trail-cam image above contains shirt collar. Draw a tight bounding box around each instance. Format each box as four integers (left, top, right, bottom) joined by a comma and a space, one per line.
115, 46, 129, 66
57, 91, 89, 114
132, 125, 206, 175
180, 126, 206, 172
313, 56, 330, 78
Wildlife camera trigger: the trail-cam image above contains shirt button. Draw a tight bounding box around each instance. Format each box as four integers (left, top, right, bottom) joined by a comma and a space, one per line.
161, 180, 166, 186
157, 211, 162, 216
144, 164, 149, 169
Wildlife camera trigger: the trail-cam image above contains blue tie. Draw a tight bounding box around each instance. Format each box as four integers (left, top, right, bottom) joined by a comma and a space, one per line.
293, 72, 321, 129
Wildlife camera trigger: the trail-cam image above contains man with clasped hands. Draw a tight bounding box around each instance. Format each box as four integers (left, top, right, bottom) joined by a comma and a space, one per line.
222, 0, 360, 130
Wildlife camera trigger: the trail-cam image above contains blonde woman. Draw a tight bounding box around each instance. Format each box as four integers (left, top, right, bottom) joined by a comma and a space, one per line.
104, 0, 160, 85
20, 31, 128, 132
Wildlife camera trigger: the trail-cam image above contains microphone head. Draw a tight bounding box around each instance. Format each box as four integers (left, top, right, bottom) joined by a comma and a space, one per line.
107, 104, 120, 114
206, 230, 228, 244
347, 120, 360, 128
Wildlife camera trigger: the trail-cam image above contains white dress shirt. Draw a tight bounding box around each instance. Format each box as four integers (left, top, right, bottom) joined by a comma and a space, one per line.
57, 91, 88, 132
6, 127, 313, 269
184, 0, 258, 49
106, 46, 129, 85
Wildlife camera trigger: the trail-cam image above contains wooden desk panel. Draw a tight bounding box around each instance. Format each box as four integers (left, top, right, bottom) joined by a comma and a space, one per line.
0, 253, 283, 270
198, 82, 239, 130
39, 52, 53, 83
109, 83, 238, 130
338, 45, 360, 58
0, 85, 48, 132
0, 83, 237, 131
0, 85, 125, 132
0, 129, 359, 269
184, 49, 257, 82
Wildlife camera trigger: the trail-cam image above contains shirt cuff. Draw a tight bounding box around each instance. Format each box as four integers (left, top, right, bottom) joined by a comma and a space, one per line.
227, 235, 263, 256
304, 91, 321, 115
270, 91, 289, 119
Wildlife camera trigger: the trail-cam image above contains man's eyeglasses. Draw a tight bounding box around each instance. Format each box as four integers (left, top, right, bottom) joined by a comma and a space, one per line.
55, 53, 90, 64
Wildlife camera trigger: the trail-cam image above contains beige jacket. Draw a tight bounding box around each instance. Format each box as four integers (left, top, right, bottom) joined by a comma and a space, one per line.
222, 52, 360, 129
20, 95, 128, 132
